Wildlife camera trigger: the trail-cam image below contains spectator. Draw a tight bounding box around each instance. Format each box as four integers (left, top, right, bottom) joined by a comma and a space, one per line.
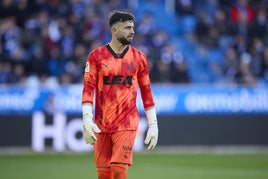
46, 47, 64, 77
136, 12, 156, 42
235, 52, 256, 85
214, 8, 235, 50
158, 42, 189, 83
60, 25, 75, 59
16, 0, 33, 28
1, 17, 22, 60
27, 46, 47, 76
36, 10, 50, 29
248, 8, 267, 40
195, 12, 211, 47
222, 47, 239, 83
0, 0, 17, 18
10, 63, 27, 84
83, 10, 107, 43
233, 34, 247, 55
20, 19, 42, 61
175, 0, 194, 16
249, 37, 265, 79
64, 42, 87, 83
261, 47, 268, 83
170, 57, 190, 83
70, 0, 85, 18
0, 61, 13, 84
150, 29, 169, 63
229, 0, 256, 36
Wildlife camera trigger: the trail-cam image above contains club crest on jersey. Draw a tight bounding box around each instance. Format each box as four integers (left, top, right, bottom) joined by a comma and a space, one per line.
127, 64, 135, 71
85, 62, 90, 72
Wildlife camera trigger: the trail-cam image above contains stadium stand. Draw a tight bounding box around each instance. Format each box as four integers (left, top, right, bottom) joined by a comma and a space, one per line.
0, 0, 268, 86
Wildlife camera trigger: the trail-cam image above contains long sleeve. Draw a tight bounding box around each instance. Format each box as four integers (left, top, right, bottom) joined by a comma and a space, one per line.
138, 54, 155, 109
82, 52, 97, 105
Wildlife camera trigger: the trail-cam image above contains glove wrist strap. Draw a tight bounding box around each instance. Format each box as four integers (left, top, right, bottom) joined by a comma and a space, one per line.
146, 107, 157, 125
82, 103, 93, 120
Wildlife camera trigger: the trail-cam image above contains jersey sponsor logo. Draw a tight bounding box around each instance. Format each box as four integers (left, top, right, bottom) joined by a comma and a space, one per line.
103, 75, 132, 85
85, 62, 90, 72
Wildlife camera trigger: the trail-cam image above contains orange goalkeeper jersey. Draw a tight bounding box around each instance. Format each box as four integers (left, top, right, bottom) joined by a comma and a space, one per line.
82, 44, 155, 133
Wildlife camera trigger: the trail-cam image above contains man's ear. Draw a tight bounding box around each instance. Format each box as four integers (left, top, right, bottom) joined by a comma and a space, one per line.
111, 26, 117, 34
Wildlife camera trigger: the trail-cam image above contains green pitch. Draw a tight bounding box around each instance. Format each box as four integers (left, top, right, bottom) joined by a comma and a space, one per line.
1, 151, 268, 179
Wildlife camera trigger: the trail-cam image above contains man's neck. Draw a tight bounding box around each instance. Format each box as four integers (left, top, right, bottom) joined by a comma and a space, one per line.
109, 40, 128, 53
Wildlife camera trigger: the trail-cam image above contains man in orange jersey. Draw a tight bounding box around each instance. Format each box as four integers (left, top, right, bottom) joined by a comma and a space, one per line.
82, 10, 158, 179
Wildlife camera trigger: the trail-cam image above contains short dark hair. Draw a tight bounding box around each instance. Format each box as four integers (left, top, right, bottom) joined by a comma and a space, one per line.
108, 11, 134, 27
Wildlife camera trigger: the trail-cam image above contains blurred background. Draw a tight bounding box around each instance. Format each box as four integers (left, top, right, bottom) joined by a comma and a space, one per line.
0, 0, 268, 153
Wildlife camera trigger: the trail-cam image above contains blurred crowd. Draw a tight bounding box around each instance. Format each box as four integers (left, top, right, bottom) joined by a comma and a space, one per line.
0, 0, 268, 87
0, 0, 129, 87
174, 0, 268, 85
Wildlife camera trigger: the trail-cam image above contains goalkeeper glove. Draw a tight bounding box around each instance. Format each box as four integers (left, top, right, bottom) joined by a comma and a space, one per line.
144, 107, 158, 150
82, 104, 101, 145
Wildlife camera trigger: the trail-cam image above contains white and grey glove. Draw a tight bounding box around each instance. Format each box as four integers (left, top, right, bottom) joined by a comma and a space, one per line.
144, 107, 158, 150
82, 104, 101, 145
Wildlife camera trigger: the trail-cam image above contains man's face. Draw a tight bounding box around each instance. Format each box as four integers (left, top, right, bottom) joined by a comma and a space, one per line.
113, 20, 135, 45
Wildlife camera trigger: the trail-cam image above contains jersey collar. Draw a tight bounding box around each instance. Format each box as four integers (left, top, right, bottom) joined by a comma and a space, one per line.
106, 44, 129, 59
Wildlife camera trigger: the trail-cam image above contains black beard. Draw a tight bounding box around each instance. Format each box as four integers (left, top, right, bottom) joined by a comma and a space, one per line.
118, 36, 132, 45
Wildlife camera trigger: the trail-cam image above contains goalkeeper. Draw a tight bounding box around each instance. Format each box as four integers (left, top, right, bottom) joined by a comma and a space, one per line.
82, 10, 158, 179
